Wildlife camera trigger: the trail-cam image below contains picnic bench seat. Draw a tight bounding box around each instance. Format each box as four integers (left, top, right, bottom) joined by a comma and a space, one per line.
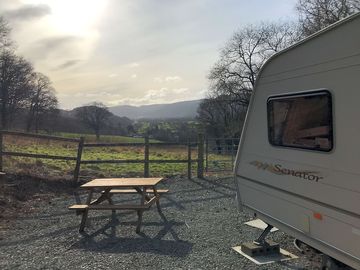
104, 189, 169, 194
69, 204, 88, 210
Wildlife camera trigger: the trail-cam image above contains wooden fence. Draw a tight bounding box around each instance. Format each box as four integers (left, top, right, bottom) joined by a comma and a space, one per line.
0, 130, 205, 183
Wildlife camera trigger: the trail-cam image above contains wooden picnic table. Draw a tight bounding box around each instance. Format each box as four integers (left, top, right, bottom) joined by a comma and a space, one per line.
69, 177, 167, 233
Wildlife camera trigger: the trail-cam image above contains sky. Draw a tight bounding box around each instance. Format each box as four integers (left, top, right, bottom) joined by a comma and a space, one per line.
0, 0, 297, 109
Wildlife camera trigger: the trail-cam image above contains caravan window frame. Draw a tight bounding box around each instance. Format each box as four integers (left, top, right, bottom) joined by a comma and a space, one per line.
267, 90, 333, 152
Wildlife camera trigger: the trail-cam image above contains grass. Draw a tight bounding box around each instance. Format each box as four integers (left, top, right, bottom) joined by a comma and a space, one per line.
2, 132, 233, 179
52, 132, 160, 143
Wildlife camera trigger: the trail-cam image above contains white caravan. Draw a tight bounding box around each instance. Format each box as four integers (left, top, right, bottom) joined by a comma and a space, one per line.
234, 13, 360, 269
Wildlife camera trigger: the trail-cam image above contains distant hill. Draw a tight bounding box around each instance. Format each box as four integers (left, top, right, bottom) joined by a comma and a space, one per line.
55, 108, 133, 135
109, 99, 202, 119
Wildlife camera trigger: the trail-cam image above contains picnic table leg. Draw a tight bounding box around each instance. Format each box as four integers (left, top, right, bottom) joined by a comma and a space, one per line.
107, 193, 116, 215
136, 210, 143, 233
79, 189, 93, 232
135, 187, 146, 233
153, 187, 162, 213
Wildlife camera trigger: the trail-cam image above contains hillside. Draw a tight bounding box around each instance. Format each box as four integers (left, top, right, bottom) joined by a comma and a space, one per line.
109, 99, 202, 119
54, 109, 133, 135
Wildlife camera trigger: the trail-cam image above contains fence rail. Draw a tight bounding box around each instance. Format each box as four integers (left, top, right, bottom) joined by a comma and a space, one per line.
0, 130, 205, 183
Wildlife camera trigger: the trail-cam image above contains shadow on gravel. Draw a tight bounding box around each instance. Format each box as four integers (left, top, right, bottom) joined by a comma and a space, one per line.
0, 225, 78, 247
70, 212, 192, 257
187, 177, 235, 197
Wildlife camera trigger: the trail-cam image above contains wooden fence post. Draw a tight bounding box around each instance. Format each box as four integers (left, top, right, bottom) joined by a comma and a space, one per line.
197, 133, 204, 179
73, 137, 84, 184
144, 135, 149, 177
0, 131, 3, 172
187, 141, 192, 179
205, 137, 209, 173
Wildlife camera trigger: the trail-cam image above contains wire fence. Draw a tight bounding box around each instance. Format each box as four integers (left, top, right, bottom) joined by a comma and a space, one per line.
205, 137, 240, 173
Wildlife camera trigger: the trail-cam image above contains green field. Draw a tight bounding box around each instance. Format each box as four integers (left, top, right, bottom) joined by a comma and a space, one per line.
2, 132, 233, 180
50, 132, 160, 143
3, 133, 233, 179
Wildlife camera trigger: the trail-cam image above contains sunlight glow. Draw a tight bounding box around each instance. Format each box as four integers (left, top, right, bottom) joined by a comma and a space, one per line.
50, 0, 108, 36
24, 0, 108, 37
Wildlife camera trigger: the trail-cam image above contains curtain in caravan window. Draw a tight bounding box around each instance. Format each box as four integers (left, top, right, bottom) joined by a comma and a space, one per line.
267, 91, 333, 152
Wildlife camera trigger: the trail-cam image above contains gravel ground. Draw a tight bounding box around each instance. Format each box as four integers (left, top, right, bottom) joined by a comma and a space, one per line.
0, 176, 319, 269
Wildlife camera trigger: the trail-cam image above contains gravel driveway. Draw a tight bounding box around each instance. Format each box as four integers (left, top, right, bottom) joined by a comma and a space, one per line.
0, 176, 316, 269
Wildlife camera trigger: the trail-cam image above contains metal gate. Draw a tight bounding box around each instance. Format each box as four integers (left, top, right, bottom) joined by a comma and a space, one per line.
205, 137, 240, 173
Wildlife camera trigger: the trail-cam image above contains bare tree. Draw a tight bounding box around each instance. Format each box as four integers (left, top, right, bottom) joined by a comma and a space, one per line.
0, 16, 12, 49
296, 0, 360, 36
75, 102, 112, 140
200, 21, 300, 138
26, 72, 58, 132
197, 95, 247, 139
208, 21, 300, 107
0, 50, 34, 129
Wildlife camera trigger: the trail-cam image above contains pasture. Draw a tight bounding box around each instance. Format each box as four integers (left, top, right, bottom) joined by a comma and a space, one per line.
1, 132, 233, 180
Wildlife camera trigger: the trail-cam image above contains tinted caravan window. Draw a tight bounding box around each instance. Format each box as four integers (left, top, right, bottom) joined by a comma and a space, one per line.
268, 91, 333, 152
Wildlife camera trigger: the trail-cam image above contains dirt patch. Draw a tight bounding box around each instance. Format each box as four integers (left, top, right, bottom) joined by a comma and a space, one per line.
0, 173, 74, 231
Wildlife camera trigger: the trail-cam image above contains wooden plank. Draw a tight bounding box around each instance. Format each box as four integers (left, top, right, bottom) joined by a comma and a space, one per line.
84, 142, 144, 147
80, 159, 144, 164
150, 159, 189, 163
73, 137, 84, 183
108, 189, 168, 194
149, 142, 188, 146
187, 142, 192, 179
205, 137, 208, 173
80, 177, 163, 188
2, 151, 77, 160
197, 133, 204, 178
83, 142, 189, 147
88, 204, 150, 210
0, 131, 3, 171
144, 195, 159, 206
69, 204, 88, 210
1, 130, 80, 142
80, 159, 192, 165
144, 136, 149, 177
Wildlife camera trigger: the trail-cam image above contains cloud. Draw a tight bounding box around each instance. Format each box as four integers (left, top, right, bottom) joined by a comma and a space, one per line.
37, 36, 79, 51
108, 73, 118, 78
145, 88, 168, 99
172, 88, 188, 93
106, 87, 191, 106
3, 4, 51, 21
154, 76, 182, 83
129, 62, 139, 68
131, 74, 137, 79
73, 91, 122, 98
165, 76, 181, 82
53, 59, 81, 70
154, 77, 163, 83
28, 35, 80, 60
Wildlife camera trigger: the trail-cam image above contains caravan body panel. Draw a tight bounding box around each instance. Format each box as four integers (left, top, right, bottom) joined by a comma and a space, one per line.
235, 14, 360, 269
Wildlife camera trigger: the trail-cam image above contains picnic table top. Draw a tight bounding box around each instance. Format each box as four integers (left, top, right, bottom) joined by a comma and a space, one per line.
80, 177, 164, 188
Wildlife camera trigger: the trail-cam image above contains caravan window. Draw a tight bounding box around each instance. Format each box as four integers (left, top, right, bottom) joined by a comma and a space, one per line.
267, 90, 333, 152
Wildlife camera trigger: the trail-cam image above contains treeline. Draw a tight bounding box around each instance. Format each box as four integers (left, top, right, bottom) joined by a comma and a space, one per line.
134, 119, 198, 143
198, 0, 360, 138
0, 18, 57, 132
